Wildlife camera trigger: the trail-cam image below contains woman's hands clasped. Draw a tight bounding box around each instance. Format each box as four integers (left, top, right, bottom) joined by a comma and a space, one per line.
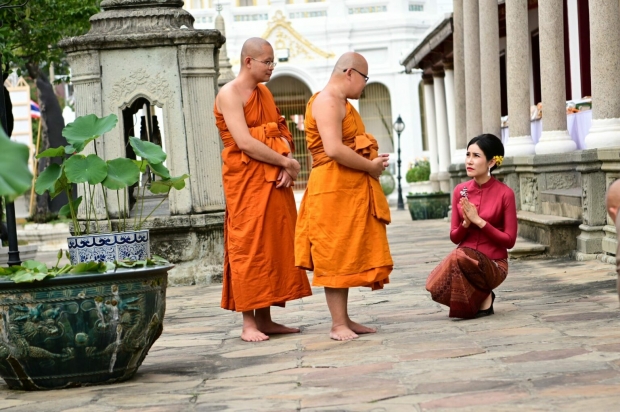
459, 197, 486, 229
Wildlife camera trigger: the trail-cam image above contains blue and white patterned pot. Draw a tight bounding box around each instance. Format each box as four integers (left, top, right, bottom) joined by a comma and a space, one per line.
67, 230, 150, 265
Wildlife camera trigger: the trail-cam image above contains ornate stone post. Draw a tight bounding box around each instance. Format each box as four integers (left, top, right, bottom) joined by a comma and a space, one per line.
463, 0, 482, 141
215, 5, 235, 88
478, 0, 501, 137
535, 0, 576, 155
423, 73, 440, 192
432, 67, 452, 192
584, 1, 620, 149
504, 0, 535, 156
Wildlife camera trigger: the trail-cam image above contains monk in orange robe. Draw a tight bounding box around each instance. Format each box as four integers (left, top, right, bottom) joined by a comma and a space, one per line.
214, 37, 312, 342
295, 52, 393, 341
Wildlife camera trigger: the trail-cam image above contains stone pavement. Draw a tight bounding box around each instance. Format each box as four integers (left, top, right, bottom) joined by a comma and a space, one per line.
1, 211, 620, 411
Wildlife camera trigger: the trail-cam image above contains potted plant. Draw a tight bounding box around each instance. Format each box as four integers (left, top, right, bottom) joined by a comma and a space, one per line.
0, 118, 176, 390
34, 113, 188, 264
406, 191, 450, 220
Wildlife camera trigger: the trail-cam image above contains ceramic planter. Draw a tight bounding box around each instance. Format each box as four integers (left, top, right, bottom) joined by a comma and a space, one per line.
406, 192, 450, 220
67, 230, 150, 265
0, 264, 171, 390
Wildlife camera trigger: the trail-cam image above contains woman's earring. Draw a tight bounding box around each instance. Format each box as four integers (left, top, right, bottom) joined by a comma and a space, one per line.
487, 167, 491, 177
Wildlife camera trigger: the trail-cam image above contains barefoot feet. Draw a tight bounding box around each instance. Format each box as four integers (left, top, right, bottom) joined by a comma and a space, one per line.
241, 326, 270, 342
257, 320, 301, 335
348, 320, 376, 334
330, 324, 359, 341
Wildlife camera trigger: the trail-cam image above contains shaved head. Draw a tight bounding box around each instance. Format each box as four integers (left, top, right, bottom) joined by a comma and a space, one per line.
607, 180, 620, 223
241, 37, 272, 60
333, 52, 368, 75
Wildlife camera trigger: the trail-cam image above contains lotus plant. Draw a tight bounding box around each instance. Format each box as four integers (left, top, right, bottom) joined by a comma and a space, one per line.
34, 113, 188, 236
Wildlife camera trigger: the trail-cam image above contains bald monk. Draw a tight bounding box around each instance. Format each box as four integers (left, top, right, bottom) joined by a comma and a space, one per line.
606, 179, 620, 303
214, 37, 312, 342
295, 52, 393, 341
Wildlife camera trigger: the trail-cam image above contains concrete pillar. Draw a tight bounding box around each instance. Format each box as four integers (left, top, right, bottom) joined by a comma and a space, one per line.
535, 0, 577, 155
504, 0, 536, 156
584, 1, 620, 149
433, 68, 451, 193
444, 61, 456, 163
453, 0, 467, 153
423, 74, 440, 192
463, 0, 482, 141
479, 0, 501, 137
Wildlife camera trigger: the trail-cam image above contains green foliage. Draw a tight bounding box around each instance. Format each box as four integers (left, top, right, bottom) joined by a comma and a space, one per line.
0, 126, 33, 201
0, 254, 170, 283
0, 0, 99, 74
406, 159, 431, 183
34, 114, 190, 234
406, 193, 450, 220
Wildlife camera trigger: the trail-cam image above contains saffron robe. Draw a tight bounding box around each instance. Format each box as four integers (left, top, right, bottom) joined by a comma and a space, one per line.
295, 93, 393, 290
214, 83, 312, 312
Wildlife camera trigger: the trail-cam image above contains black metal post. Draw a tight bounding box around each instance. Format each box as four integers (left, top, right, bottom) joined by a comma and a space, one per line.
0, 46, 22, 266
396, 129, 404, 210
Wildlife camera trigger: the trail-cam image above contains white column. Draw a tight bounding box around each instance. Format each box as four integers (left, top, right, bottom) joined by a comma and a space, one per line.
566, 0, 582, 99
463, 0, 482, 140
584, 1, 620, 149
433, 68, 451, 193
453, 0, 467, 155
479, 0, 501, 137
535, 0, 577, 155
423, 74, 440, 192
504, 0, 536, 156
444, 61, 456, 163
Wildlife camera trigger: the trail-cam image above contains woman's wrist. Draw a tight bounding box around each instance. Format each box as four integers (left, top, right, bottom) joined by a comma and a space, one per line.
476, 218, 486, 228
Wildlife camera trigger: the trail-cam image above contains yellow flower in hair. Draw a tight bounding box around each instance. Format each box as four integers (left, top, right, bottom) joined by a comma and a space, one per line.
493, 155, 504, 166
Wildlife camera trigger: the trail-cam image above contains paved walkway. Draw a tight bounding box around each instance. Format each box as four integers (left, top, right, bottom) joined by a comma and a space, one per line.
1, 211, 620, 411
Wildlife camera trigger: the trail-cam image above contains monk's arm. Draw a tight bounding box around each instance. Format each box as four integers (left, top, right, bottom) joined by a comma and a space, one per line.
218, 91, 300, 177
314, 97, 385, 178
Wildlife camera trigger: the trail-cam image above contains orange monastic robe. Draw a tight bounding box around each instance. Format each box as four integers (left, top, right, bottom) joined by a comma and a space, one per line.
295, 93, 393, 290
214, 83, 312, 312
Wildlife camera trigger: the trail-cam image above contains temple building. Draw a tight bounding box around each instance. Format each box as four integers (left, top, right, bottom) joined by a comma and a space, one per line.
401, 0, 620, 262
183, 0, 452, 193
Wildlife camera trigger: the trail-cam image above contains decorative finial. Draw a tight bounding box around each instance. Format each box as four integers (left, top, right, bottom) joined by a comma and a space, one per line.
216, 3, 222, 13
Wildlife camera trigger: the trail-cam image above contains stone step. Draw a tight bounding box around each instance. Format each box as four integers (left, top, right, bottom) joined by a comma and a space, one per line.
508, 237, 547, 259
517, 211, 581, 257
540, 187, 582, 219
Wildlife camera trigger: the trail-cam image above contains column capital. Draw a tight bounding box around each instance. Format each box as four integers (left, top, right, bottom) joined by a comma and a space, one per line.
422, 71, 434, 85
432, 65, 446, 78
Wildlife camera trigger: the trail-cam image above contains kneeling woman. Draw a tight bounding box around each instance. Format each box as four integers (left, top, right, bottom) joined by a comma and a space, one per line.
426, 134, 517, 319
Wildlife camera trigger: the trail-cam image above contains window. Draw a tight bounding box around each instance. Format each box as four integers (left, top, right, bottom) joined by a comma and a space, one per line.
238, 0, 255, 6
409, 4, 423, 12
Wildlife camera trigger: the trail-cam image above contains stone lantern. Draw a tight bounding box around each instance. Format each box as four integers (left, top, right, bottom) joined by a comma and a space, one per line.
59, 0, 227, 284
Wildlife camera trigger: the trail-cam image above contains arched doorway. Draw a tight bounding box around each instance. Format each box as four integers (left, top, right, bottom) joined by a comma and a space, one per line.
359, 83, 394, 153
266, 75, 312, 190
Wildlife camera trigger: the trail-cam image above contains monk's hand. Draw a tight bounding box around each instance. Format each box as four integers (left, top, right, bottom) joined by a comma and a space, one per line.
368, 157, 386, 180
276, 169, 294, 189
379, 153, 390, 168
283, 156, 301, 181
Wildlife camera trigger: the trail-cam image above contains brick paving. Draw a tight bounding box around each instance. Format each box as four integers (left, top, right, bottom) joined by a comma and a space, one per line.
1, 210, 620, 411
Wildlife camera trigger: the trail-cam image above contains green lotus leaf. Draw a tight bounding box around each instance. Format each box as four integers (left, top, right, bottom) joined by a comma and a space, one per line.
129, 136, 166, 164
64, 145, 76, 155
20, 260, 48, 274
102, 158, 140, 190
148, 174, 189, 194
35, 163, 62, 195
10, 270, 51, 283
62, 114, 118, 153
132, 159, 148, 173
58, 196, 83, 218
0, 127, 33, 201
64, 154, 108, 185
148, 161, 170, 179
70, 261, 103, 274
50, 170, 69, 199
36, 147, 65, 159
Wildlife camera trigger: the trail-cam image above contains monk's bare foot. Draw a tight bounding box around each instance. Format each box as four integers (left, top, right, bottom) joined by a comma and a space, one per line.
257, 321, 300, 335
330, 325, 359, 341
241, 327, 270, 342
348, 320, 376, 334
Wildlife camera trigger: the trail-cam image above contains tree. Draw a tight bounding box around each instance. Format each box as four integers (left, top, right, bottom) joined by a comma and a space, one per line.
0, 0, 100, 220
